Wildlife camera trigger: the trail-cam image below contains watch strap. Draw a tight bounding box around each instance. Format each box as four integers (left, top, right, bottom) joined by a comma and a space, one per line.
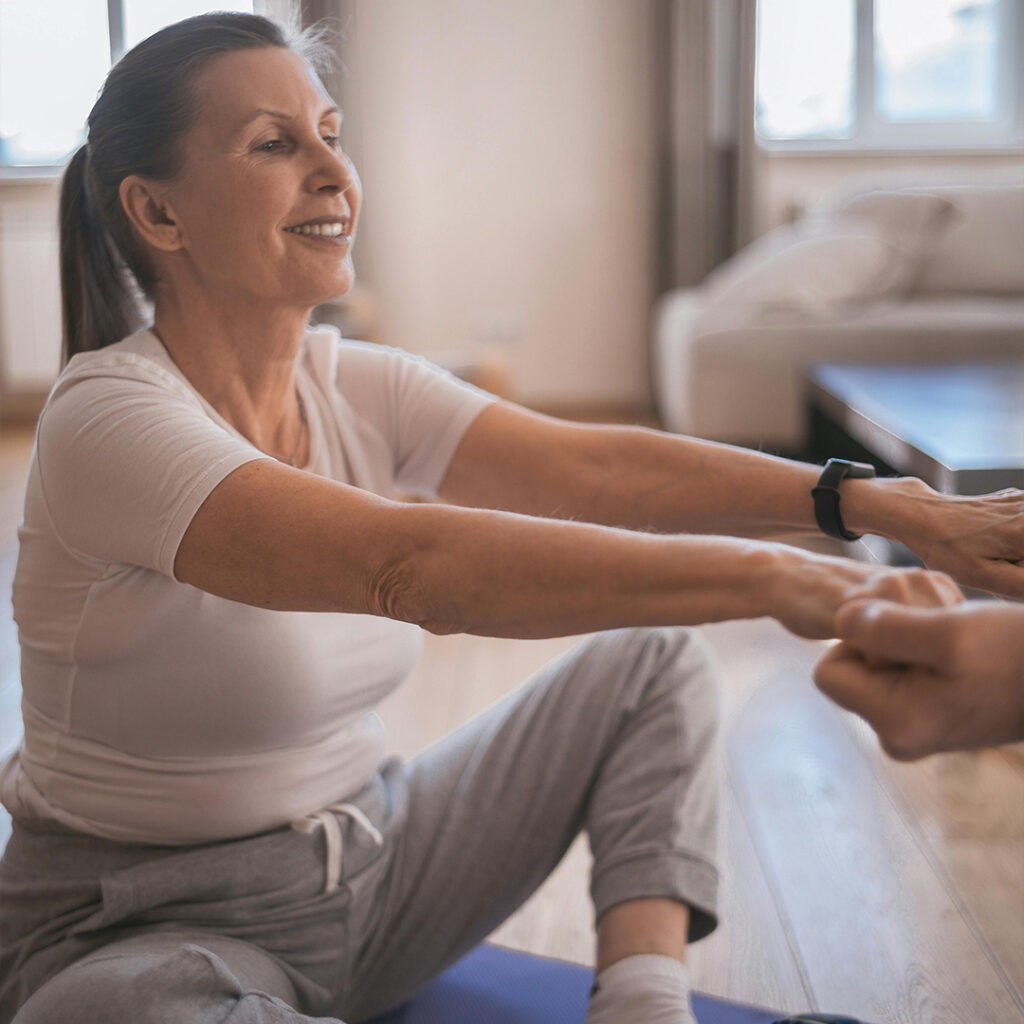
812, 458, 876, 541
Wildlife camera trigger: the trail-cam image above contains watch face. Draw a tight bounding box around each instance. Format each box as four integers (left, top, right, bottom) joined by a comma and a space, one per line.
826, 458, 876, 480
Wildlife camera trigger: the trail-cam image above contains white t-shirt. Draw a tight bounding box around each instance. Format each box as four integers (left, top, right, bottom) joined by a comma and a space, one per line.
0, 327, 494, 844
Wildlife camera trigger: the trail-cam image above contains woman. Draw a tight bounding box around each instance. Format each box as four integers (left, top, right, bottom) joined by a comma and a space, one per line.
0, 13, 1018, 1024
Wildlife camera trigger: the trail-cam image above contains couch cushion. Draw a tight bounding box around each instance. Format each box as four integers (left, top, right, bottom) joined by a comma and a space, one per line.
697, 186, 967, 321
698, 219, 907, 318
832, 189, 956, 250
916, 185, 1024, 295
828, 188, 957, 289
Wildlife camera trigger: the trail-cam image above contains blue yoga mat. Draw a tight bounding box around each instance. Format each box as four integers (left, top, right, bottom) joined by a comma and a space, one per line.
368, 943, 786, 1024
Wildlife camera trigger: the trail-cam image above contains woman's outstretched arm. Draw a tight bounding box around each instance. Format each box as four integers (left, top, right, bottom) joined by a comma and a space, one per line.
437, 402, 1024, 598
174, 457, 958, 641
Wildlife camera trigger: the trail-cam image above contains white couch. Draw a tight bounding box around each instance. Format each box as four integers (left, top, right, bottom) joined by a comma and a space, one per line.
652, 184, 1024, 452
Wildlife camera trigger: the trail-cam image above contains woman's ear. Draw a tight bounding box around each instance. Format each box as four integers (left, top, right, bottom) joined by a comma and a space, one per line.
119, 176, 184, 254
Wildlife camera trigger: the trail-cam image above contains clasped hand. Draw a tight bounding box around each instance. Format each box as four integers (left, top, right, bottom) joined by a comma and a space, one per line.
814, 600, 1024, 760
805, 481, 1024, 760
778, 476, 1024, 759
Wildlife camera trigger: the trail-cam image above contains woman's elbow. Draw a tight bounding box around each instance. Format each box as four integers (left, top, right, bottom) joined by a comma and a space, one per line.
368, 549, 466, 636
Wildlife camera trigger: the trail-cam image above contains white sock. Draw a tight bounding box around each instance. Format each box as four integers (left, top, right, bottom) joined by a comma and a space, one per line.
585, 954, 698, 1024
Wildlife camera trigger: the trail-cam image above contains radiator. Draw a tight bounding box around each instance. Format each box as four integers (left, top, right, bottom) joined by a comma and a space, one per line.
0, 191, 62, 396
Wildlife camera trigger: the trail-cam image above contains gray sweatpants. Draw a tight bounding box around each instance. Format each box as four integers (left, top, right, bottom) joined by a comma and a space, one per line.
0, 627, 720, 1024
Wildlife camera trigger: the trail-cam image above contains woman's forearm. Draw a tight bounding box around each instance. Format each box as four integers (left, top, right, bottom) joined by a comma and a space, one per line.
568, 425, 928, 542
442, 406, 1023, 598
573, 427, 1024, 601
180, 461, 781, 631
370, 500, 938, 641
378, 501, 773, 637
575, 427, 819, 536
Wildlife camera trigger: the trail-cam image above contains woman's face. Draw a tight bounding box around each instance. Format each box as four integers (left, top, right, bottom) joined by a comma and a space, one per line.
158, 46, 361, 310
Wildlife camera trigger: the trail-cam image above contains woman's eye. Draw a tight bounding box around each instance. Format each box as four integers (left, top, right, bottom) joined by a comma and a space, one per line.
255, 135, 339, 153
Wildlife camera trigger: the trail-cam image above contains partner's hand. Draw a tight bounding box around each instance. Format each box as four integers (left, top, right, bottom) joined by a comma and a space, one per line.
848, 478, 1024, 598
814, 600, 1024, 760
763, 545, 963, 640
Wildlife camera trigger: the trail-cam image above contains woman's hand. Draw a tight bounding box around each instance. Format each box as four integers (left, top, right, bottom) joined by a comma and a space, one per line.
758, 544, 964, 640
814, 600, 1024, 760
908, 487, 1024, 597
846, 478, 1024, 598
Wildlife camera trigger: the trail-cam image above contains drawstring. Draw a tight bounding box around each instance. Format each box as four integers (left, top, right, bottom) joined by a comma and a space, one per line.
291, 802, 384, 894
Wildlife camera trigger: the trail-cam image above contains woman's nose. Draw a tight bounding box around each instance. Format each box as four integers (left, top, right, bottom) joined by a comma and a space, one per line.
310, 148, 359, 201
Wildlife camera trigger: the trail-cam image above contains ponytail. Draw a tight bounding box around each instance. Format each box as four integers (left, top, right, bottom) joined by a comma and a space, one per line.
59, 145, 143, 364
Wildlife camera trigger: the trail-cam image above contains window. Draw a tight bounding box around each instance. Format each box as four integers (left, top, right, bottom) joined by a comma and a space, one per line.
754, 0, 1023, 150
0, 0, 255, 170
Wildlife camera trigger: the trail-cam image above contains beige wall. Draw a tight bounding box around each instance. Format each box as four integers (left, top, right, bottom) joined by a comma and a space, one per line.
337, 0, 658, 409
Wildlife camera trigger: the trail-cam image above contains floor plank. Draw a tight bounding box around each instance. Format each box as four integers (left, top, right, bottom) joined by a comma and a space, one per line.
685, 771, 813, 1010
729, 667, 1022, 1023
846, 715, 1024, 1005
942, 839, 1024, 1000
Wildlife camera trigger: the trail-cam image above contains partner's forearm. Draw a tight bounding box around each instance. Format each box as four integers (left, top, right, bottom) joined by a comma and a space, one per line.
376, 501, 776, 638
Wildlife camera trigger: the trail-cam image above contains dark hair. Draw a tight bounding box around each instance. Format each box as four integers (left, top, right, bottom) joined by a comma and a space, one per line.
59, 12, 333, 364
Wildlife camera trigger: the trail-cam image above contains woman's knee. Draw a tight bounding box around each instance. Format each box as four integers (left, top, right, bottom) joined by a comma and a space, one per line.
14, 937, 301, 1024
591, 627, 720, 725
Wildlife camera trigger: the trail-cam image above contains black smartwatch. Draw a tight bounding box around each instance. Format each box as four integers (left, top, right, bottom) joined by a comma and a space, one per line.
812, 458, 876, 541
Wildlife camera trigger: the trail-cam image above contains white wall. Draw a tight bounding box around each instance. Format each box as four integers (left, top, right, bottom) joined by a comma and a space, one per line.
337, 0, 657, 409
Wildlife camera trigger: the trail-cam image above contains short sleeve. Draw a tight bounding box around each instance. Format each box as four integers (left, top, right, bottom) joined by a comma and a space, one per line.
36, 364, 269, 577
331, 340, 496, 497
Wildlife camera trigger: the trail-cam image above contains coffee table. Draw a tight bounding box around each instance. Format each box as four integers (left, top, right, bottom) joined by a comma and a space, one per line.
805, 362, 1024, 496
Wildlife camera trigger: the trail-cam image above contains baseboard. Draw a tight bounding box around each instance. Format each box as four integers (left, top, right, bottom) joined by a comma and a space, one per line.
1, 390, 46, 424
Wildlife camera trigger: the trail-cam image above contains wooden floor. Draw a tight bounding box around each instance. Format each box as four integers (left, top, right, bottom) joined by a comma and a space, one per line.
0, 419, 1022, 1022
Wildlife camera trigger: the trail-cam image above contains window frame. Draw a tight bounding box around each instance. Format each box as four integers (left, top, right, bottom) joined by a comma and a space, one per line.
755, 0, 1024, 154
0, 0, 263, 181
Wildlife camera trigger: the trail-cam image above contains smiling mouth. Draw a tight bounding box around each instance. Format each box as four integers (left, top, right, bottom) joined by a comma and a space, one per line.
284, 222, 352, 242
